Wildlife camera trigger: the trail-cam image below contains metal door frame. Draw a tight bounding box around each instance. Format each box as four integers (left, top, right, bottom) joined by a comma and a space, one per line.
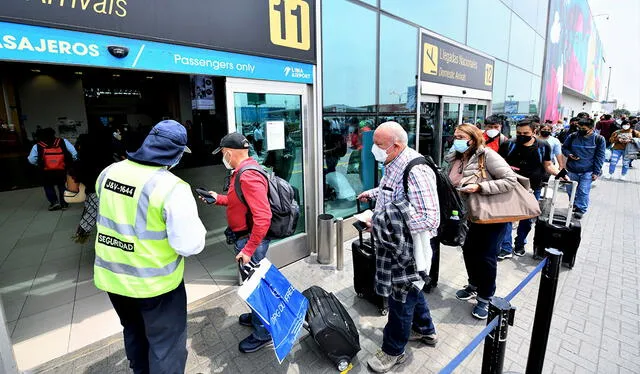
225, 78, 315, 268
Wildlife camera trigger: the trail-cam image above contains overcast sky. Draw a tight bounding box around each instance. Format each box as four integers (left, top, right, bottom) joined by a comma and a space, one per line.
589, 0, 640, 110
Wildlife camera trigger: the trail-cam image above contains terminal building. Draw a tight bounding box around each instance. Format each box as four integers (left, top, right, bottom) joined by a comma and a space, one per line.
0, 0, 604, 370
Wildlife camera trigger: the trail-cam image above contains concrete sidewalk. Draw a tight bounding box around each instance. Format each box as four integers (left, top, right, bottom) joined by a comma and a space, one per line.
26, 165, 640, 374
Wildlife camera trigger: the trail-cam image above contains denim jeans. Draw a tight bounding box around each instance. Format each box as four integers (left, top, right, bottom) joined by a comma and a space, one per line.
463, 222, 506, 301
234, 236, 271, 341
500, 188, 541, 252
381, 287, 436, 356
609, 149, 630, 175
44, 182, 66, 205
566, 171, 593, 214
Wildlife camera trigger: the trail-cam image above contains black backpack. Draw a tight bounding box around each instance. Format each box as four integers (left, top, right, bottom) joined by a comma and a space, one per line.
235, 165, 300, 239
403, 155, 468, 247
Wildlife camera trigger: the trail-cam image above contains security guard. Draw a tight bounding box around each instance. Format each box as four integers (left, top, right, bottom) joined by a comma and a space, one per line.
94, 120, 206, 374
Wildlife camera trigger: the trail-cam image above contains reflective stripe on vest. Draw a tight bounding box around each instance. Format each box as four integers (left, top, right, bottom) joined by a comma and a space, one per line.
96, 168, 169, 240
95, 255, 183, 278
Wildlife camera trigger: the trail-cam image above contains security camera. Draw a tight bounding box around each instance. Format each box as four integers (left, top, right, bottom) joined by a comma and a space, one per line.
108, 46, 129, 59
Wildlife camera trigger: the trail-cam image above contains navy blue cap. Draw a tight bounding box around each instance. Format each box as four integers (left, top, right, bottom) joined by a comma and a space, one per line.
127, 120, 191, 166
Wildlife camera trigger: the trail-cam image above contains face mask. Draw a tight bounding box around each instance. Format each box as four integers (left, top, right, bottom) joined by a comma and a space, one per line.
113, 132, 122, 141
540, 131, 552, 137
516, 135, 532, 144
222, 151, 233, 169
622, 125, 631, 130
371, 144, 391, 163
616, 119, 622, 125
578, 129, 589, 136
453, 139, 470, 153
486, 129, 500, 138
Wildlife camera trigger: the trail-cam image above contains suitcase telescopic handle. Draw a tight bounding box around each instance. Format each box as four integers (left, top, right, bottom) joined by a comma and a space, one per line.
549, 180, 578, 227
356, 197, 374, 243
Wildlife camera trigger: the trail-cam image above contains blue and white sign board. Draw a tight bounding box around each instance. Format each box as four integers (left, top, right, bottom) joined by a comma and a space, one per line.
0, 21, 314, 84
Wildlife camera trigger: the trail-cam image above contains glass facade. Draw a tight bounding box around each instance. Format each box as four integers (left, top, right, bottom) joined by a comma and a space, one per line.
322, 0, 549, 218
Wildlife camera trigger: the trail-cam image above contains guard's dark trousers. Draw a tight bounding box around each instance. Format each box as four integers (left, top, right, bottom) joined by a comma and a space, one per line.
108, 281, 188, 374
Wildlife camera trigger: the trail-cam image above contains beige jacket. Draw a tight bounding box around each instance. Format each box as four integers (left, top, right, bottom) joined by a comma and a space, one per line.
445, 146, 517, 195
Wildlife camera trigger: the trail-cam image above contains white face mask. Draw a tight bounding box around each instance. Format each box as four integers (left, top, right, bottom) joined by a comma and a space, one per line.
222, 151, 233, 169
623, 125, 631, 130
371, 144, 391, 163
486, 129, 500, 138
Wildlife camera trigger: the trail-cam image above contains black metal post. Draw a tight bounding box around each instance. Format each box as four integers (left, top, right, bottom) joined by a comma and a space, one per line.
526, 248, 563, 374
481, 297, 515, 374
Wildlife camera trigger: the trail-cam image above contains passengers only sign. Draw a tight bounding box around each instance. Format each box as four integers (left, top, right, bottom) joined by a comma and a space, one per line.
420, 33, 494, 92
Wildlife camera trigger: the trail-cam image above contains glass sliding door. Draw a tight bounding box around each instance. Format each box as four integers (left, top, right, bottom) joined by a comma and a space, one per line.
231, 92, 305, 237
419, 100, 440, 163
226, 79, 313, 268
441, 102, 460, 164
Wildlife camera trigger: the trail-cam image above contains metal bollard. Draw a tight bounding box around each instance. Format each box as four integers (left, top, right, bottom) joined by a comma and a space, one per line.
481, 297, 515, 374
336, 218, 344, 271
526, 248, 563, 374
317, 214, 335, 264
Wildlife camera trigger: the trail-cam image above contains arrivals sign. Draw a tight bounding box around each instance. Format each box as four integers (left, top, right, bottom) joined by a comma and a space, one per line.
0, 0, 316, 64
420, 33, 494, 92
0, 21, 314, 84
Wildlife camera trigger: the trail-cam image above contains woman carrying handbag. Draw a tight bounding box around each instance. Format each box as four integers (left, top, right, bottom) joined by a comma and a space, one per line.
445, 124, 536, 319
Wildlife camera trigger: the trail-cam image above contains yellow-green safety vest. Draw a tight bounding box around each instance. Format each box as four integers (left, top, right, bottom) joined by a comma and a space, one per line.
94, 160, 186, 298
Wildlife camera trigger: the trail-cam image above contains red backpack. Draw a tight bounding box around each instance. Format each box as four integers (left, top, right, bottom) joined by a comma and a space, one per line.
38, 138, 66, 171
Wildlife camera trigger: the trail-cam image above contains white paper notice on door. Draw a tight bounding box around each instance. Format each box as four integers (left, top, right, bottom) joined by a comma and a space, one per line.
265, 120, 285, 151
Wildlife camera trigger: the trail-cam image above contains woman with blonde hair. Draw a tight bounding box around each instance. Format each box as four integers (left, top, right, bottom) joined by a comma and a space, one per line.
446, 124, 518, 319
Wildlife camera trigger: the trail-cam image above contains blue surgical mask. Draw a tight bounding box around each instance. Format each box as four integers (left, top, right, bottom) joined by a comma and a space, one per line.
453, 139, 470, 153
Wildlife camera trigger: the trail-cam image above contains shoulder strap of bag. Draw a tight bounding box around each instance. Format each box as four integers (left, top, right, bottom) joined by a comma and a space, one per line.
535, 139, 546, 164
507, 141, 516, 156
234, 165, 268, 207
403, 156, 428, 196
476, 152, 487, 181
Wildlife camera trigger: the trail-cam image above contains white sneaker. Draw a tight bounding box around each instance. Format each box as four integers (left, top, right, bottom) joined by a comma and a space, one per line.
620, 175, 627, 181
603, 174, 612, 180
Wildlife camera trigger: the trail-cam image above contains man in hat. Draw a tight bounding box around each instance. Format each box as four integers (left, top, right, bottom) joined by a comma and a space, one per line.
201, 132, 273, 353
94, 120, 206, 374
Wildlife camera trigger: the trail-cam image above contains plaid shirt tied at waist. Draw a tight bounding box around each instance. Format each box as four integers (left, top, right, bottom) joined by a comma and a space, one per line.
372, 199, 428, 303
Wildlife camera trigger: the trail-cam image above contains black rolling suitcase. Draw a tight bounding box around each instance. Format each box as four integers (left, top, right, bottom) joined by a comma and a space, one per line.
533, 180, 581, 268
351, 200, 388, 315
302, 286, 360, 372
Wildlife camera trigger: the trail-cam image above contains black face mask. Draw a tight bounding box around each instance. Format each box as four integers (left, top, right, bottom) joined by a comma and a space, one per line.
540, 131, 551, 137
516, 135, 532, 144
578, 129, 590, 136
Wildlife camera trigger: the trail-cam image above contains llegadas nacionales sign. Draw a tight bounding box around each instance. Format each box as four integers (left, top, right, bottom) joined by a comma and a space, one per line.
0, 0, 316, 64
420, 33, 494, 92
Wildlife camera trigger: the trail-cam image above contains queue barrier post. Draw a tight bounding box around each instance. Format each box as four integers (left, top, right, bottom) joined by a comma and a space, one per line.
481, 297, 515, 374
526, 248, 563, 374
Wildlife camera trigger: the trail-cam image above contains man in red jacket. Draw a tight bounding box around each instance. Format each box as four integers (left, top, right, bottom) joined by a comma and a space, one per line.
596, 114, 617, 147
205, 132, 273, 353
483, 115, 509, 153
